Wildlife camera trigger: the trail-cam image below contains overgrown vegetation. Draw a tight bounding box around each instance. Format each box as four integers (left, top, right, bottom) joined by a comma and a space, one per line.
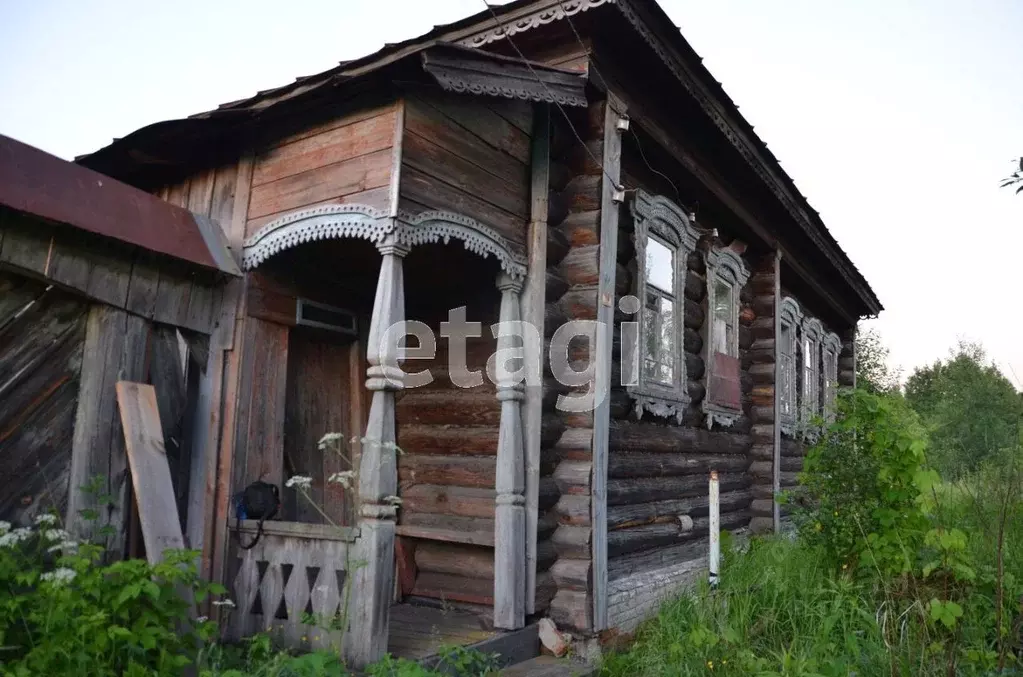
604, 383, 1023, 676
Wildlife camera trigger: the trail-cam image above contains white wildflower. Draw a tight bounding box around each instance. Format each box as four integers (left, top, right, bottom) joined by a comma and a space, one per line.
327, 470, 356, 488
317, 432, 345, 450
196, 616, 209, 623
47, 539, 78, 554
0, 527, 33, 548
42, 528, 70, 542
212, 598, 236, 608
285, 475, 313, 491
383, 495, 403, 506
0, 521, 10, 535
34, 513, 58, 526
40, 567, 76, 585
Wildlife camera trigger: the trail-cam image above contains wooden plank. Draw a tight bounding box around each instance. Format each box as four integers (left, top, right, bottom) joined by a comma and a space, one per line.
414, 92, 531, 164
234, 318, 289, 490
124, 252, 162, 320
0, 213, 52, 275
247, 147, 393, 220
116, 381, 187, 560
403, 96, 528, 187
400, 165, 526, 248
252, 108, 397, 187
402, 130, 529, 218
522, 103, 550, 616
228, 153, 254, 250
387, 99, 405, 217
67, 306, 150, 557
243, 186, 392, 236
591, 93, 626, 631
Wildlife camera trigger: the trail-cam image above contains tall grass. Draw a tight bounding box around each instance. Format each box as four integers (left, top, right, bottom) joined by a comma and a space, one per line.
602, 468, 1023, 677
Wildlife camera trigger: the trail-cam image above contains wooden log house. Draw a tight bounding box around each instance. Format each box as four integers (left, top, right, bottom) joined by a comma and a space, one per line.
4, 0, 881, 668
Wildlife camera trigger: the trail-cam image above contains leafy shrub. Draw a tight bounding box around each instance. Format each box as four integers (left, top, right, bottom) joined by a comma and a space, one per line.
0, 516, 222, 677
794, 388, 936, 577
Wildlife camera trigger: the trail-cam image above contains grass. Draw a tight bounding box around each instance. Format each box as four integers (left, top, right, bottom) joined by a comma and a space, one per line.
601, 472, 1023, 677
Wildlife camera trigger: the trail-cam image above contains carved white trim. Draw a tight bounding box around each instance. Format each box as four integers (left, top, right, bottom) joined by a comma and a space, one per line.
427, 71, 587, 108
458, 0, 615, 49
242, 203, 394, 270
821, 331, 842, 422
397, 210, 527, 280
778, 296, 804, 436
241, 204, 528, 279
799, 316, 824, 436
626, 191, 701, 423
706, 409, 740, 431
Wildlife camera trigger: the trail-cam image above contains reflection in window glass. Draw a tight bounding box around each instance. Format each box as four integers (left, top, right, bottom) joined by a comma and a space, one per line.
646, 237, 674, 293
712, 279, 734, 356
780, 324, 794, 418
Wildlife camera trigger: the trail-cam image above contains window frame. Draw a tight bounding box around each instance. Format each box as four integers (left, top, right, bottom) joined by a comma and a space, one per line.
800, 316, 824, 434
778, 296, 804, 436
821, 331, 842, 421
702, 247, 750, 428
626, 190, 700, 423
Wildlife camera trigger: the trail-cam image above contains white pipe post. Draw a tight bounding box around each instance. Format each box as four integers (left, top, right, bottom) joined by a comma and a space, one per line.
709, 470, 720, 589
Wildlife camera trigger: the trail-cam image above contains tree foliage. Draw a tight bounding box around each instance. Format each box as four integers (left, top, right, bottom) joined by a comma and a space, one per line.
905, 341, 1022, 478
1000, 157, 1023, 194
855, 327, 902, 394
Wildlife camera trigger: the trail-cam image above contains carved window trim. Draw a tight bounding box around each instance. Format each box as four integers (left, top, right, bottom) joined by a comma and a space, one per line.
821, 331, 842, 422
626, 191, 700, 423
800, 316, 824, 437
703, 247, 750, 428
778, 296, 804, 436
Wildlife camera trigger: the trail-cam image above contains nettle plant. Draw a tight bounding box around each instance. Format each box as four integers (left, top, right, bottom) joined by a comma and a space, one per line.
0, 513, 223, 677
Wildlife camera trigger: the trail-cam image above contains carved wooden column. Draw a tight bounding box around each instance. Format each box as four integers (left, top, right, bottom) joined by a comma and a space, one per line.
494, 271, 526, 630
349, 236, 407, 666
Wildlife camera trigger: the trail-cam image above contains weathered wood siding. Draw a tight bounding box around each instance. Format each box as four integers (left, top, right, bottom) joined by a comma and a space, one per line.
399, 92, 532, 253
0, 273, 87, 525
246, 103, 399, 234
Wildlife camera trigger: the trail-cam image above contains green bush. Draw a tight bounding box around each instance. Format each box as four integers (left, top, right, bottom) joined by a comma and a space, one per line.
0, 516, 222, 677
794, 388, 935, 577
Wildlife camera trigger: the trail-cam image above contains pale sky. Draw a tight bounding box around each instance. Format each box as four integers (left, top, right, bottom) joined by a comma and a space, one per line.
1, 0, 1020, 387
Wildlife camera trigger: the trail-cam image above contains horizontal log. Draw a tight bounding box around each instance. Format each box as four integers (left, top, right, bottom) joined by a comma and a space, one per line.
559, 245, 600, 287
750, 317, 774, 341
547, 225, 570, 265
398, 455, 495, 488
564, 174, 601, 211
684, 270, 705, 302
555, 426, 593, 451
549, 589, 591, 632
412, 572, 493, 605
550, 557, 591, 591
555, 209, 599, 247
398, 424, 499, 456
556, 287, 598, 321
751, 423, 773, 445
686, 353, 705, 380
539, 476, 560, 512
554, 460, 591, 494
549, 160, 571, 192
607, 452, 748, 479
555, 494, 590, 526
684, 298, 704, 330
552, 524, 591, 558
415, 541, 493, 578
396, 390, 501, 426
607, 489, 752, 530
683, 327, 703, 355
547, 269, 570, 301
608, 421, 751, 455
749, 457, 803, 477
401, 484, 494, 518
608, 540, 705, 581
548, 189, 570, 228
607, 472, 748, 506
535, 570, 557, 612
750, 498, 773, 517
607, 510, 751, 557
537, 538, 558, 572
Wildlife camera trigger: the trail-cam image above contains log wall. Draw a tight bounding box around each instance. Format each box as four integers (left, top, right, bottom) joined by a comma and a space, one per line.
544, 102, 606, 632
399, 92, 532, 252
603, 141, 757, 632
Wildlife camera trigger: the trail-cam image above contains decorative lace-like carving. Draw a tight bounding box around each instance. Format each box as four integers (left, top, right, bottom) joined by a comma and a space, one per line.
242, 204, 393, 270
429, 72, 587, 107
241, 204, 528, 280
398, 210, 528, 280
458, 0, 614, 49
633, 395, 687, 425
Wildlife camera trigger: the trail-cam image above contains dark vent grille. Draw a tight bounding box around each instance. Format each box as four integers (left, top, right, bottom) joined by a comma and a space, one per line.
295, 299, 357, 335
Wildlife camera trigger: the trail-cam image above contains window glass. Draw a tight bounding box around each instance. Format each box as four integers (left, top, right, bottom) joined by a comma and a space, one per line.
646, 237, 674, 293
643, 291, 674, 385
712, 279, 734, 356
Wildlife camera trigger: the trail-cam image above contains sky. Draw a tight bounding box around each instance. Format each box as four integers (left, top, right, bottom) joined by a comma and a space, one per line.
1, 0, 1021, 387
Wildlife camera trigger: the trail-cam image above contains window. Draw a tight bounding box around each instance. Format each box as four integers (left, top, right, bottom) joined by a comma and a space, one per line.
703, 247, 750, 428
626, 191, 700, 422
800, 317, 824, 431
821, 332, 842, 420
778, 296, 804, 436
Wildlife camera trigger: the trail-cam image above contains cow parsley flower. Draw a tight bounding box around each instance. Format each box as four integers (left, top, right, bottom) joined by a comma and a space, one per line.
0, 521, 10, 535
327, 470, 356, 488
42, 528, 70, 542
0, 527, 33, 548
285, 475, 313, 491
41, 567, 77, 585
34, 513, 58, 526
317, 432, 345, 450
212, 598, 236, 608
